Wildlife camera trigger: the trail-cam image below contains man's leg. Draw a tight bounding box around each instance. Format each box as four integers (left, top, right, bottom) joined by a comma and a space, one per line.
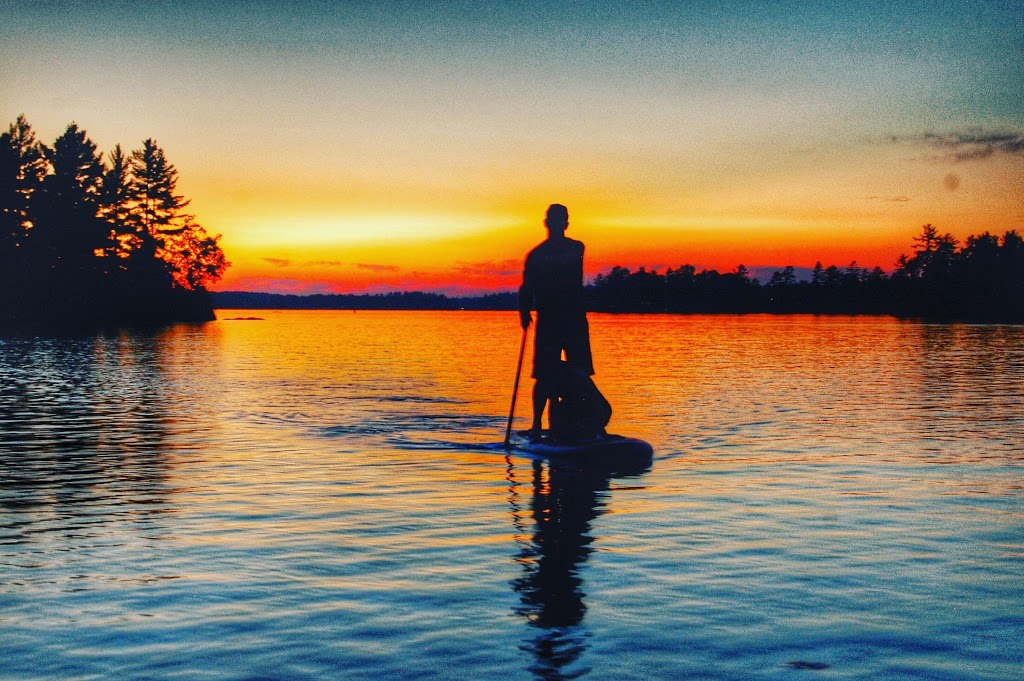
531, 379, 553, 433
530, 320, 560, 434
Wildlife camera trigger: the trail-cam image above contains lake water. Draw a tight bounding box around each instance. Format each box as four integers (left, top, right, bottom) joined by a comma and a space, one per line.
1, 311, 1022, 680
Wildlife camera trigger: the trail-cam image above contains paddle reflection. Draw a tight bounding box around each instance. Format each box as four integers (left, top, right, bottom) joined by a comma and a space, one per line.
507, 453, 652, 680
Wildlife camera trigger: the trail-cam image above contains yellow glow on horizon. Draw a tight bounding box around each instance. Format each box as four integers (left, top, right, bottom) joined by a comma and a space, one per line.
225, 212, 525, 248
180, 131, 1023, 293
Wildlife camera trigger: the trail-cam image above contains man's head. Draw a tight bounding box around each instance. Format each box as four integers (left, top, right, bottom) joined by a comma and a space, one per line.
545, 204, 569, 233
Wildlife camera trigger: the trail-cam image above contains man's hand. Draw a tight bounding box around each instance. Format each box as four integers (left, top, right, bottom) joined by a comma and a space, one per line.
520, 310, 532, 331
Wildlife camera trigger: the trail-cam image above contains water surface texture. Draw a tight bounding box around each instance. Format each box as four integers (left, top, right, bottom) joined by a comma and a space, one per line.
1, 312, 1022, 680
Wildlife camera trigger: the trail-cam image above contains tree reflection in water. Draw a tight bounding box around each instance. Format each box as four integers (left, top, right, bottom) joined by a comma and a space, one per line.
0, 330, 196, 530
507, 452, 652, 680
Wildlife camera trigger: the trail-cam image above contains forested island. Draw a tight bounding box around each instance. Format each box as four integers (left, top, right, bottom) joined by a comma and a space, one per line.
1, 115, 228, 329
215, 224, 1024, 322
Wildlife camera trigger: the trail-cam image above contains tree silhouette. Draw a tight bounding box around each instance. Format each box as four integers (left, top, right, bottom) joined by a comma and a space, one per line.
31, 124, 108, 278
0, 115, 46, 257
123, 138, 228, 292
130, 139, 188, 234
160, 216, 229, 290
211, 222, 1022, 321
97, 144, 136, 260
582, 224, 1023, 321
768, 265, 797, 287
0, 115, 229, 329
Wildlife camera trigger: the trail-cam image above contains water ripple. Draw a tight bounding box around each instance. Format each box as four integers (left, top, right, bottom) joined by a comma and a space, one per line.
1, 314, 1022, 679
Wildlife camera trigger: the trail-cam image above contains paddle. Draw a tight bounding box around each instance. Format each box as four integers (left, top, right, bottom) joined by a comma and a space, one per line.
504, 326, 528, 448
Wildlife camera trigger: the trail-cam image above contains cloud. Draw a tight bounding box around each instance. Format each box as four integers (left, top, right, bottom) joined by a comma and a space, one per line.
306, 260, 344, 267
263, 258, 290, 267
357, 263, 400, 272
866, 195, 911, 202
889, 129, 1024, 162
454, 259, 522, 277
222, 277, 335, 295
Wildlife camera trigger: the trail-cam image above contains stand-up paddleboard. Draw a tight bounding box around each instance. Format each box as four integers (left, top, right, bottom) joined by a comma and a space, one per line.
507, 429, 653, 458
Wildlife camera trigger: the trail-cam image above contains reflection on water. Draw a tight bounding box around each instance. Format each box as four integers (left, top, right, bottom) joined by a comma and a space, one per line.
1, 332, 176, 528
509, 452, 653, 680
1, 312, 1022, 680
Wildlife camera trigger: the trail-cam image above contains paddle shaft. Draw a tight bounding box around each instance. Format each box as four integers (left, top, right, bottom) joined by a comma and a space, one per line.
504, 327, 528, 448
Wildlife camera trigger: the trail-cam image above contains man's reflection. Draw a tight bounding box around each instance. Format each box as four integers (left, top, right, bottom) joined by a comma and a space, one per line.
507, 453, 652, 680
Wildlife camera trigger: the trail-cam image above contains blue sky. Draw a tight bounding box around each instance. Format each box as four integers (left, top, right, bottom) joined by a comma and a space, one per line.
3, 0, 1022, 292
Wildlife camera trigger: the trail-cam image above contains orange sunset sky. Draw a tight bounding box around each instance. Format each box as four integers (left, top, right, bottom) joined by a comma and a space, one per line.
3, 1, 1022, 294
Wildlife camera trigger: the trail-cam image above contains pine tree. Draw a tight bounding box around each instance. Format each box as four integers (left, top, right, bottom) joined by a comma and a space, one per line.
119, 138, 188, 293
126, 138, 229, 291
810, 261, 824, 287
0, 115, 46, 256
33, 123, 108, 273
130, 138, 189, 238
2, 117, 228, 326
97, 143, 137, 260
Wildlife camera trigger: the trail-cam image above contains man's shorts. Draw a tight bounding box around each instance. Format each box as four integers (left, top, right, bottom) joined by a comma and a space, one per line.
532, 316, 594, 381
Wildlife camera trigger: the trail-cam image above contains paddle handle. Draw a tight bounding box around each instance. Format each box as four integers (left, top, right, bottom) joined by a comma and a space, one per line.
504, 327, 528, 448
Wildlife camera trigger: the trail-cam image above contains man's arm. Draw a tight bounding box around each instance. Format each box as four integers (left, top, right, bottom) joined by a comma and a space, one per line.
518, 255, 533, 330
576, 241, 585, 286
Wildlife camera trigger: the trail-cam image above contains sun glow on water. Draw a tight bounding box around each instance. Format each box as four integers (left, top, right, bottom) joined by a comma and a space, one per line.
2, 312, 1022, 678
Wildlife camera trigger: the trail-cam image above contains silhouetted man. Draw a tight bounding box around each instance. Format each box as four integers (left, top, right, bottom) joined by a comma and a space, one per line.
518, 204, 596, 436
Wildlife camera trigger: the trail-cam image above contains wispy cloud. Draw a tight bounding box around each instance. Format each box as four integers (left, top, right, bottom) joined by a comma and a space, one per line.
223, 277, 336, 295
455, 259, 521, 278
889, 129, 1024, 162
264, 257, 290, 267
357, 263, 400, 272
866, 195, 910, 202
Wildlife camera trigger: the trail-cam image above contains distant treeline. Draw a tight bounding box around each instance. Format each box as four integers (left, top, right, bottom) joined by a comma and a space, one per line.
1, 115, 228, 329
215, 224, 1024, 322
214, 290, 517, 311
586, 224, 1024, 321
8, 110, 1015, 326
